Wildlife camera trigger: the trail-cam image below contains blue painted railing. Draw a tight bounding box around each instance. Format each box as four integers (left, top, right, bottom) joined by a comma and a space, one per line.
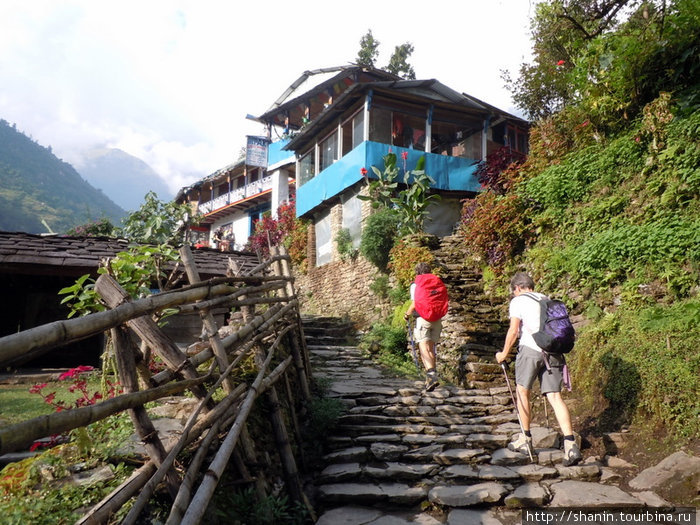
267, 139, 293, 167
296, 141, 480, 217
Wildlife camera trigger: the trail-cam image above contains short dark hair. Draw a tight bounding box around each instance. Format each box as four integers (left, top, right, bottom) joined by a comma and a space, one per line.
510, 271, 535, 292
415, 262, 431, 275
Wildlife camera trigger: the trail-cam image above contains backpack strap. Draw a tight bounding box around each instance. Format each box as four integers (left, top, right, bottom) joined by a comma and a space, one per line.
519, 292, 548, 334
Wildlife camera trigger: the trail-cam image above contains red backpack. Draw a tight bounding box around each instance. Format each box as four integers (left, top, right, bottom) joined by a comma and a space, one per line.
414, 274, 449, 322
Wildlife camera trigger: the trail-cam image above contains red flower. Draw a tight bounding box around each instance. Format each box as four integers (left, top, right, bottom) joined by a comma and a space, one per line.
401, 151, 408, 160
360, 167, 368, 177
557, 60, 565, 66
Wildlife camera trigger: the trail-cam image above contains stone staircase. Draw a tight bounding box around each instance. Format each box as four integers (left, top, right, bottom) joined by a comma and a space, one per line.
302, 316, 673, 524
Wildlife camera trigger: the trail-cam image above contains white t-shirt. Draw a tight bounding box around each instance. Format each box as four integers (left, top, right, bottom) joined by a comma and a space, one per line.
509, 292, 547, 352
409, 282, 416, 300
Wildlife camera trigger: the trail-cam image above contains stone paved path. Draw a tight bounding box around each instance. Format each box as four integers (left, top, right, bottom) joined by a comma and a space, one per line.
303, 316, 674, 525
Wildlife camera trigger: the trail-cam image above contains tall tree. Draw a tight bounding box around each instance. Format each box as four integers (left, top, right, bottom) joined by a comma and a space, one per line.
386, 43, 416, 79
356, 29, 380, 68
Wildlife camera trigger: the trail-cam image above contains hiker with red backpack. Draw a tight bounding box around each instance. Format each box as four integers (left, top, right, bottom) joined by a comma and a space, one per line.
495, 271, 582, 466
404, 262, 449, 392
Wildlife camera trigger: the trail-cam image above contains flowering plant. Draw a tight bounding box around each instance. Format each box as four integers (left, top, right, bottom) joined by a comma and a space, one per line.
28, 366, 120, 451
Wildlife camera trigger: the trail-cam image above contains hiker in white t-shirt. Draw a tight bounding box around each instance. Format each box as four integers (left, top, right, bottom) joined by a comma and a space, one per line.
495, 272, 582, 466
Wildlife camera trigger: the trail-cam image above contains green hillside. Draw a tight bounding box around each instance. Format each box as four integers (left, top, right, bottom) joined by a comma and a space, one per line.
461, 0, 699, 445
0, 120, 126, 234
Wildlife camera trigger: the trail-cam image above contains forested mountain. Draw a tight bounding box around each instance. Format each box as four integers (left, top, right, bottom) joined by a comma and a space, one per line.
78, 148, 172, 212
0, 120, 126, 234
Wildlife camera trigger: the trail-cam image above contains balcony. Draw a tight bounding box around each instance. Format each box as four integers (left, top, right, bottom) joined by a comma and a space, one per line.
198, 175, 273, 216
296, 141, 481, 217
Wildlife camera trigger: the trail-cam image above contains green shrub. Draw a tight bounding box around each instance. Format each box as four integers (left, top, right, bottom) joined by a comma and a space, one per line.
570, 299, 700, 440
335, 228, 358, 261
360, 207, 399, 271
369, 275, 390, 299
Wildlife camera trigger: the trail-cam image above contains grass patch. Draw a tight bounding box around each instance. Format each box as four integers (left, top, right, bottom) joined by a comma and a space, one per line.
570, 298, 700, 441
0, 375, 106, 426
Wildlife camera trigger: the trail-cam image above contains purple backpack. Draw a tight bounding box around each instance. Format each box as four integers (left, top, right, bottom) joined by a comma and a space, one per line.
523, 293, 576, 354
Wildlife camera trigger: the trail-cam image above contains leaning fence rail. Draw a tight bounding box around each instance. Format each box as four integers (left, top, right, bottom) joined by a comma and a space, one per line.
0, 245, 314, 524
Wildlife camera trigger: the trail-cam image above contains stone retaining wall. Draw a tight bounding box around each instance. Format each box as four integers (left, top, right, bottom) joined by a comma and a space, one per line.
295, 223, 509, 388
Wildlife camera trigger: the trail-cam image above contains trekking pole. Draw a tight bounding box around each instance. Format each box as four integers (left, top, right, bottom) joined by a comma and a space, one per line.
406, 318, 420, 370
501, 362, 534, 462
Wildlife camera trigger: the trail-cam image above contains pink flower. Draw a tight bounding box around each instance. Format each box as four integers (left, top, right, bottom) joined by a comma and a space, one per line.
557, 60, 565, 66
401, 151, 408, 160
388, 147, 393, 153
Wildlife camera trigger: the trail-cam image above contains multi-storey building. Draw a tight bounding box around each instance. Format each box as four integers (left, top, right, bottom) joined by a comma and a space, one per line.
177, 65, 528, 258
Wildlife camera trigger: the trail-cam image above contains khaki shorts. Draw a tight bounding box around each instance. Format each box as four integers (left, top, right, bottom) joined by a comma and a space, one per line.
414, 317, 442, 344
515, 345, 564, 394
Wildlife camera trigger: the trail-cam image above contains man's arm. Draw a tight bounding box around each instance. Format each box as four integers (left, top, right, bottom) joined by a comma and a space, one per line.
496, 316, 521, 363
404, 301, 416, 320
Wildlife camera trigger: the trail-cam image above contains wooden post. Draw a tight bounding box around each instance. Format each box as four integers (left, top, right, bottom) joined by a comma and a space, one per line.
179, 246, 235, 394
270, 246, 311, 401
111, 326, 180, 499
95, 275, 210, 405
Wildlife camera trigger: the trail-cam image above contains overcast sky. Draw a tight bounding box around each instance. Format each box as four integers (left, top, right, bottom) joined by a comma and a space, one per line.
0, 0, 538, 195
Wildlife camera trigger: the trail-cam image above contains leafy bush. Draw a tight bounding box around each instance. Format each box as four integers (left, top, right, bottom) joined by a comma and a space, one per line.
573, 216, 700, 288
65, 218, 116, 237
335, 228, 357, 261
369, 275, 390, 299
247, 201, 308, 268
360, 207, 399, 272
388, 238, 435, 287
119, 191, 197, 246
459, 191, 530, 270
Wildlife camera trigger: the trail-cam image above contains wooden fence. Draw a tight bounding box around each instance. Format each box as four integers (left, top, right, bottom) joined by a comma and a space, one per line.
0, 245, 314, 524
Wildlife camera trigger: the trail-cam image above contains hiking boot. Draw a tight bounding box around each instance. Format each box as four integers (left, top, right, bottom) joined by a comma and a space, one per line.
508, 433, 534, 457
563, 439, 582, 466
425, 371, 440, 392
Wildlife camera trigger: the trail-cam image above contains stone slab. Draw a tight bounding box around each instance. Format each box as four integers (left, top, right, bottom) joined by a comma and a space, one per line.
549, 480, 644, 507
429, 482, 510, 507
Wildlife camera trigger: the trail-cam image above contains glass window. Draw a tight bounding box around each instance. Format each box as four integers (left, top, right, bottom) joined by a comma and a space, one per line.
431, 116, 483, 158
341, 192, 362, 248
352, 111, 364, 149
320, 131, 338, 172
369, 107, 392, 143
299, 149, 315, 186
315, 211, 331, 266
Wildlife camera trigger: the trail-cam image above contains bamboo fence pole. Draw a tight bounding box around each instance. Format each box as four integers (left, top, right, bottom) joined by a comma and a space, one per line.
173, 282, 286, 314
164, 417, 225, 525
0, 279, 246, 365
76, 461, 157, 525
271, 245, 311, 401
283, 372, 306, 470
278, 244, 314, 386
123, 324, 294, 524
121, 380, 247, 525
179, 245, 234, 394
95, 275, 210, 404
149, 303, 290, 385
77, 395, 243, 525
111, 327, 180, 499
179, 336, 289, 525
0, 374, 209, 454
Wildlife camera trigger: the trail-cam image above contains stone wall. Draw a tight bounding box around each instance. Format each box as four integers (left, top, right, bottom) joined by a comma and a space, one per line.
294, 214, 510, 387
296, 185, 395, 327
431, 235, 509, 388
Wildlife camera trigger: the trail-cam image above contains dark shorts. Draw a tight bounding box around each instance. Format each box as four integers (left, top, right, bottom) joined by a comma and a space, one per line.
515, 345, 565, 394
